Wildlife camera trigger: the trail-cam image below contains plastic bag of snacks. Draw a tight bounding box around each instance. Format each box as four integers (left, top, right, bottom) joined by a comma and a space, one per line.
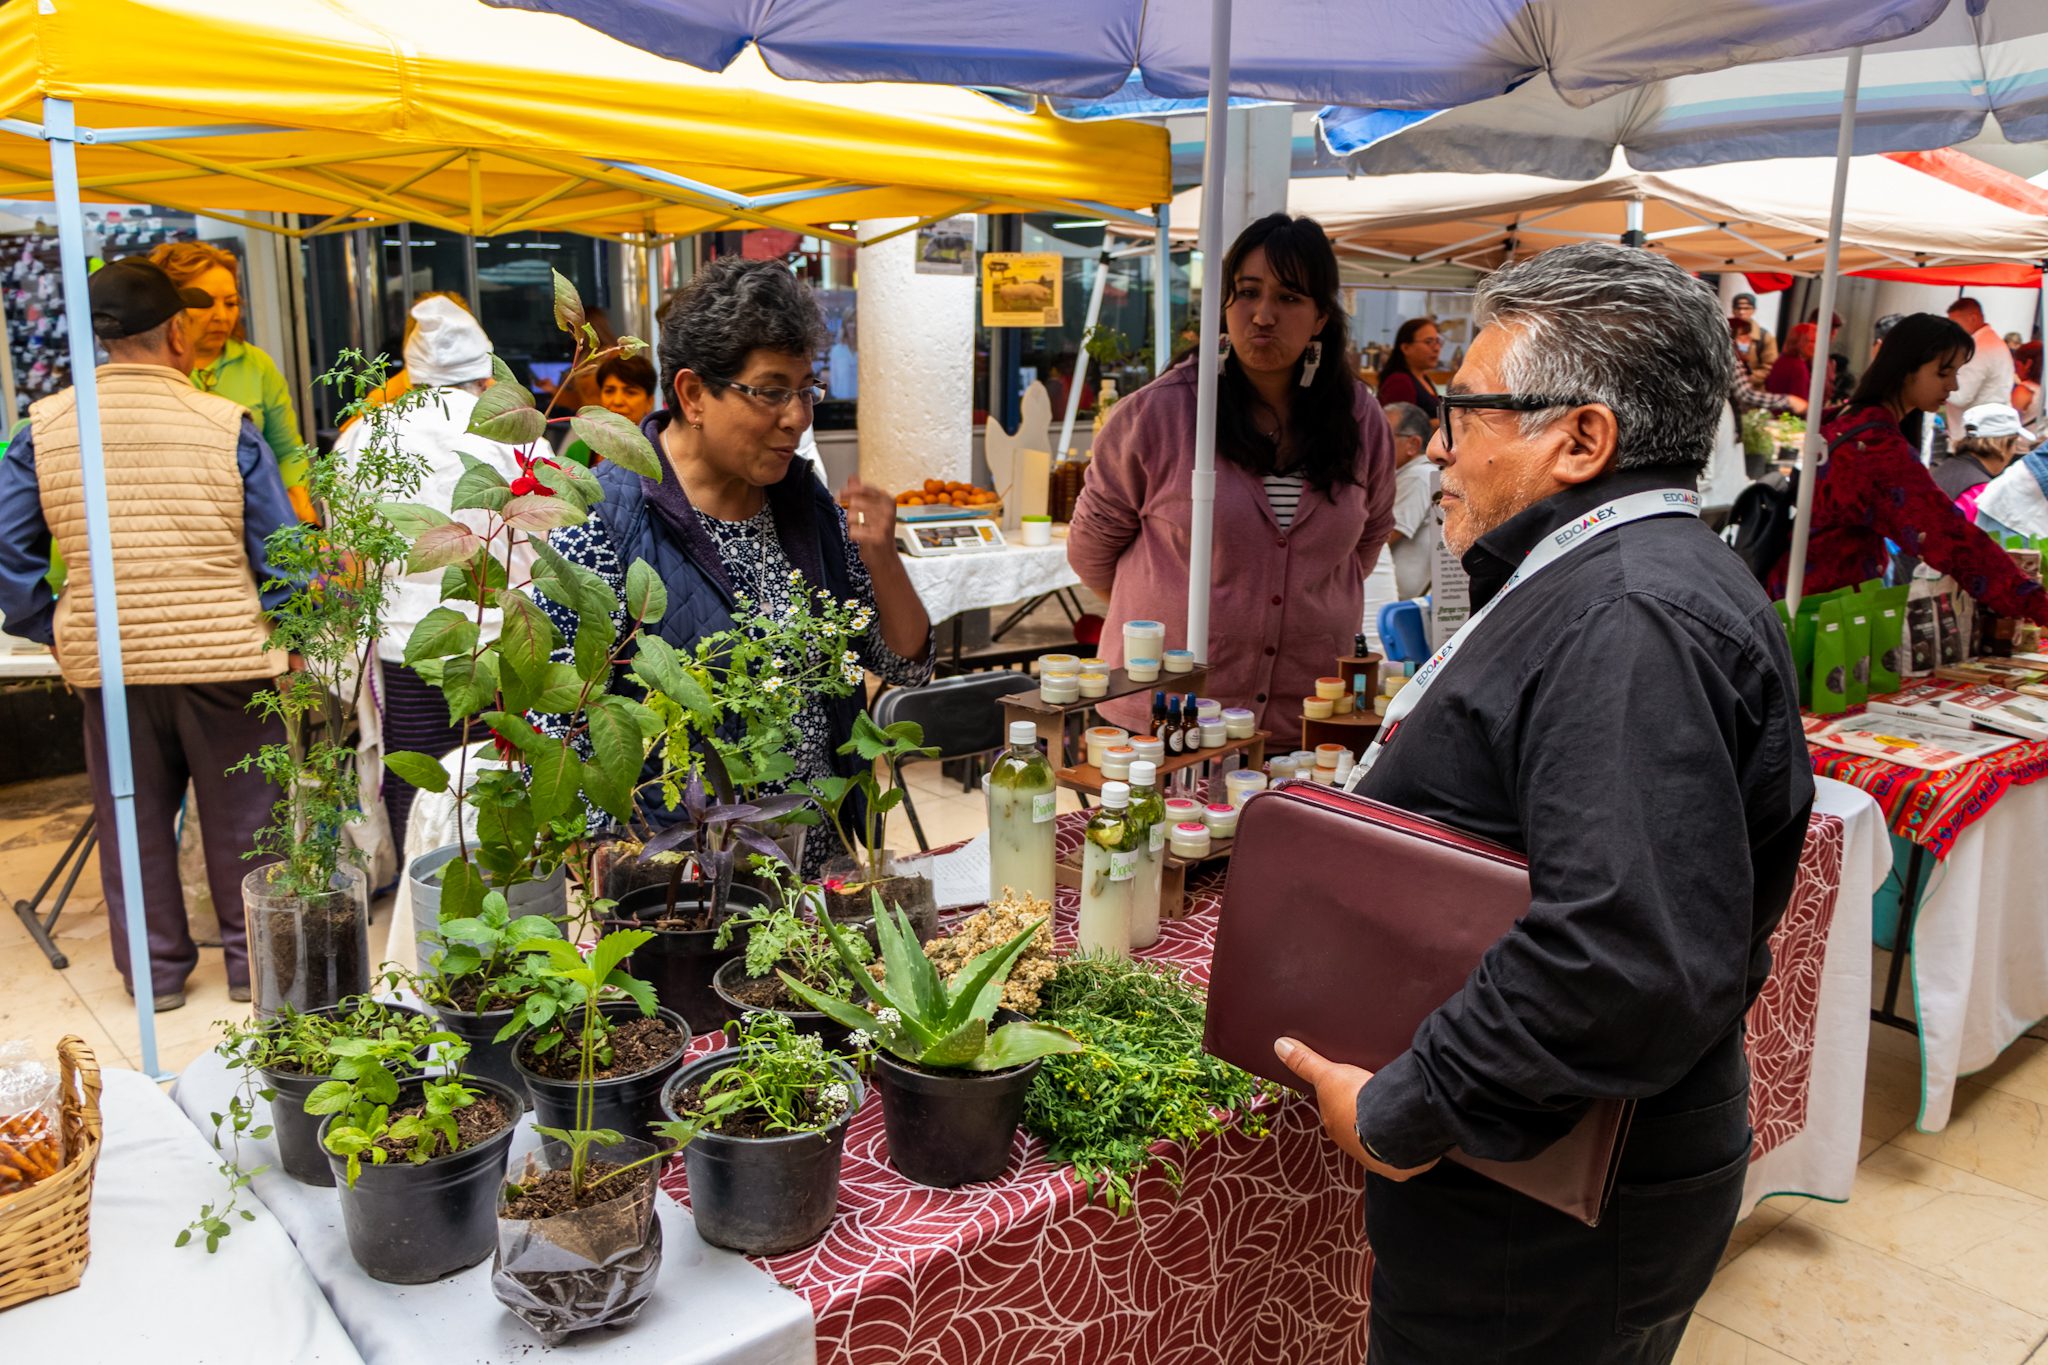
0, 1040, 64, 1196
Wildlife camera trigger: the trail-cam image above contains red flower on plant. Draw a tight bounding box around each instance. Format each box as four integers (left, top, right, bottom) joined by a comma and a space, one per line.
821, 876, 847, 894
488, 727, 519, 761
508, 474, 541, 496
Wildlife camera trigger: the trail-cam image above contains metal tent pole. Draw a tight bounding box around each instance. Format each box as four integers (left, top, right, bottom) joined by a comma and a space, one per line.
1153, 201, 1172, 377
44, 97, 162, 1077
1188, 0, 1233, 662
1054, 250, 1112, 461
1783, 47, 1862, 615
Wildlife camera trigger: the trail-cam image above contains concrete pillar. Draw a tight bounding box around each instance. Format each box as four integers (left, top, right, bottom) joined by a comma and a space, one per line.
1214, 105, 1294, 253
856, 217, 975, 490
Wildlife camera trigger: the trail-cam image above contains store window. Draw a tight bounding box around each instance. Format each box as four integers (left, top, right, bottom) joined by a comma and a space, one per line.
701, 228, 859, 430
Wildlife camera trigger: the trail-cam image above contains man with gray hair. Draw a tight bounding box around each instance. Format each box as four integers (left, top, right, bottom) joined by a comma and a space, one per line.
1278, 242, 1812, 1362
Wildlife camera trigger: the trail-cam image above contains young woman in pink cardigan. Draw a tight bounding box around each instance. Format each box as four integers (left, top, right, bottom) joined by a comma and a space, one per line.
1069, 214, 1396, 736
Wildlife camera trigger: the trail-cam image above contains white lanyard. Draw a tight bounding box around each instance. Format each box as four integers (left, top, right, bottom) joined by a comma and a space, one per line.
1345, 487, 1703, 788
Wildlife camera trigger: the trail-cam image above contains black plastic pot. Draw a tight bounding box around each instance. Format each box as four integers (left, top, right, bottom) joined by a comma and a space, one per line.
661, 1051, 861, 1255
610, 881, 769, 1036
429, 1000, 529, 1111
872, 1050, 1042, 1188
261, 1001, 427, 1187
513, 1002, 690, 1145
321, 1075, 523, 1284
711, 956, 854, 1051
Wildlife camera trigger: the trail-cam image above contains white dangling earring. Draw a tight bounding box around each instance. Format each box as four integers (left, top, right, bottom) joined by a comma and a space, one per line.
1299, 340, 1323, 388
1219, 333, 1233, 359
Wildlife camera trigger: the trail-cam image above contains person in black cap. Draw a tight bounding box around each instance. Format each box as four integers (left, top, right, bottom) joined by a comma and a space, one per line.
1728, 291, 1777, 385
0, 256, 300, 1011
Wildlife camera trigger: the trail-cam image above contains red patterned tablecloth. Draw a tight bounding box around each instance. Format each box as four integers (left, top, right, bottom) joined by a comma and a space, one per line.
660, 808, 1848, 1365
1809, 724, 2048, 858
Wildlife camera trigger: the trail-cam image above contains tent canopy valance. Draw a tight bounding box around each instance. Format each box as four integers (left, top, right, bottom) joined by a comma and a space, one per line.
1144, 148, 2048, 288
0, 0, 1169, 242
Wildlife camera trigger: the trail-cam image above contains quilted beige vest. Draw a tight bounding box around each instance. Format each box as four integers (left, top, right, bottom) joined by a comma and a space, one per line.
30, 365, 278, 687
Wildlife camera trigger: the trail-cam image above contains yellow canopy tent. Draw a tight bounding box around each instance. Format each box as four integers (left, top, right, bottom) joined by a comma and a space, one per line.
0, 0, 1170, 244
0, 0, 1166, 1076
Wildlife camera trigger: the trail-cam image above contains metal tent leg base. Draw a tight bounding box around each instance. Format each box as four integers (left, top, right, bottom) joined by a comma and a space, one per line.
12, 811, 96, 970
1871, 841, 1925, 1036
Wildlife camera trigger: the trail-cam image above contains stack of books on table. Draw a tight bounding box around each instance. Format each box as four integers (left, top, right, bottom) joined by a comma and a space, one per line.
1935, 685, 2048, 740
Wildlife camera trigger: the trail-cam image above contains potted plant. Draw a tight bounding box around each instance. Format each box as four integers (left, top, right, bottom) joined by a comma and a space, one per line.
491, 932, 673, 1343
313, 1025, 522, 1284
709, 863, 875, 1045
655, 1011, 862, 1255
801, 713, 943, 939
379, 267, 665, 957
410, 890, 569, 1104
236, 356, 434, 1016
509, 928, 688, 1143
783, 898, 1082, 1187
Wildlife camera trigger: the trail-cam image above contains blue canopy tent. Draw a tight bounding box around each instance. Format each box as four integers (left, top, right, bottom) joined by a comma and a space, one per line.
495, 0, 1949, 656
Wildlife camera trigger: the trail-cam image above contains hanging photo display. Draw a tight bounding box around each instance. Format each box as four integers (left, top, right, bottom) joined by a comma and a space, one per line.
914, 215, 976, 276
981, 251, 1063, 327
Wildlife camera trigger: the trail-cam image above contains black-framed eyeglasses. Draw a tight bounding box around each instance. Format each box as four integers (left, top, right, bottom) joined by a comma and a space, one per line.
1435, 392, 1593, 451
712, 377, 827, 412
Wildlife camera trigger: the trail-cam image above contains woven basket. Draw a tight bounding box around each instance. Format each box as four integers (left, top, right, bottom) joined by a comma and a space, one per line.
0, 1037, 103, 1311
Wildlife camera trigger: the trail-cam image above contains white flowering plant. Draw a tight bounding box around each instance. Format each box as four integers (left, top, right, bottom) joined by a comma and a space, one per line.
780, 894, 1083, 1072
652, 1010, 859, 1148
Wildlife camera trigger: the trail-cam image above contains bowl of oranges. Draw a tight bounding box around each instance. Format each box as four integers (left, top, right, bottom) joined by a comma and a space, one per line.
896, 479, 1002, 521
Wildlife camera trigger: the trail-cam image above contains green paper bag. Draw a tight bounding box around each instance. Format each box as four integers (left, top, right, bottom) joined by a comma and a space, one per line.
1812, 600, 1850, 715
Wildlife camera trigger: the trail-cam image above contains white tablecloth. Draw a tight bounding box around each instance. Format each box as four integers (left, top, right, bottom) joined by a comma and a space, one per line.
898, 540, 1080, 625
1739, 777, 1887, 1215
9, 1068, 365, 1363
171, 1050, 816, 1365
1908, 779, 2048, 1130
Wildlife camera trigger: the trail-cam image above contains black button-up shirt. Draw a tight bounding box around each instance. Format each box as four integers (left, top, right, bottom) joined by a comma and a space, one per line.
1355, 466, 1814, 1169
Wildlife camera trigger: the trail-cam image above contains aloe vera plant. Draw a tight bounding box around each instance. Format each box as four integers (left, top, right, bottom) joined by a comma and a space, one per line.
779, 895, 1082, 1072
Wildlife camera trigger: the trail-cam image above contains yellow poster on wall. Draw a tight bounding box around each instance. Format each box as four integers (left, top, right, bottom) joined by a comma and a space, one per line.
980, 252, 1064, 328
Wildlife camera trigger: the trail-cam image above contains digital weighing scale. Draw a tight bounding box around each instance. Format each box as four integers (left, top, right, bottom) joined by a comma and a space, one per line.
896, 517, 1006, 556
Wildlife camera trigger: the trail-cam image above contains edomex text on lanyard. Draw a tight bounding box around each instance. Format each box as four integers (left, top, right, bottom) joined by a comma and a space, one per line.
1344, 487, 1703, 788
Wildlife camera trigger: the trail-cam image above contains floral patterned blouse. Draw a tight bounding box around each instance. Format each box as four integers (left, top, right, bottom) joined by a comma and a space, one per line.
533, 502, 933, 875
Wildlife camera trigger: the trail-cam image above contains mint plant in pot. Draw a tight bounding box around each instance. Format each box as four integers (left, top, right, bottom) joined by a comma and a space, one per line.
411, 890, 569, 1105
710, 861, 874, 1046
313, 1027, 523, 1284
239, 356, 431, 1016
510, 928, 689, 1143
492, 934, 673, 1344
783, 898, 1082, 1187
656, 1011, 862, 1255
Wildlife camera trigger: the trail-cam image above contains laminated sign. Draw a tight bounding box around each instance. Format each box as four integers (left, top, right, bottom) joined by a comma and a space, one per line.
982, 252, 1063, 327
915, 215, 976, 275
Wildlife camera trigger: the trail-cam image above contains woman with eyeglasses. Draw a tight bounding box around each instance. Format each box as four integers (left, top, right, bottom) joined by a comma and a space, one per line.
530, 257, 932, 875
1069, 213, 1395, 735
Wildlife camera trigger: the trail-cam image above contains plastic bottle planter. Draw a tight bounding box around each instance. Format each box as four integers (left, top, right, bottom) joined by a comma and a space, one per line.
513, 1002, 691, 1146
262, 1002, 428, 1187
493, 1134, 665, 1345
408, 843, 570, 974
320, 1075, 523, 1284
607, 881, 770, 1037
661, 1053, 863, 1255
871, 1049, 1041, 1188
245, 864, 370, 1019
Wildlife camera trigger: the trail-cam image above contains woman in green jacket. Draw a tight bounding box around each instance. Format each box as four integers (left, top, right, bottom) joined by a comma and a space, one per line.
149, 240, 314, 521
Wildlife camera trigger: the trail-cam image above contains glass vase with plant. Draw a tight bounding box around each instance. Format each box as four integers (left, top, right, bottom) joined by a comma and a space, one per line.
236, 355, 433, 1016
781, 896, 1083, 1186
800, 713, 941, 933
379, 267, 667, 933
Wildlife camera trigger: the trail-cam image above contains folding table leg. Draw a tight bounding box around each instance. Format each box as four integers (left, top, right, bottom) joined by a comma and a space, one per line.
1871, 841, 1926, 1035
11, 811, 97, 970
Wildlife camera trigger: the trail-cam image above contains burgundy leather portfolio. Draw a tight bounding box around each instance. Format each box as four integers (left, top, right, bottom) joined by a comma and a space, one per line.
1202, 780, 1633, 1226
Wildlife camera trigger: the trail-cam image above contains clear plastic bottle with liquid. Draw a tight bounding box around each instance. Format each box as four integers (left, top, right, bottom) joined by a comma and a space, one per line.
987, 720, 1057, 904
1125, 760, 1166, 949
1079, 781, 1140, 957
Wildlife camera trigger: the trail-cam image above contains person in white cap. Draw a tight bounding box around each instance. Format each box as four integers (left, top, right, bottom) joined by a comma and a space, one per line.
1937, 401, 2037, 524
1973, 404, 2048, 541
332, 296, 537, 853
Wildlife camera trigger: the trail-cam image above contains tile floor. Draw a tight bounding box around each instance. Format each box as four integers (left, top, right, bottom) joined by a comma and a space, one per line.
5, 763, 2048, 1363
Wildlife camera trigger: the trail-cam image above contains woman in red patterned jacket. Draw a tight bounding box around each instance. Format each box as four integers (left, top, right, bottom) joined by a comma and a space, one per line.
1771, 313, 2048, 626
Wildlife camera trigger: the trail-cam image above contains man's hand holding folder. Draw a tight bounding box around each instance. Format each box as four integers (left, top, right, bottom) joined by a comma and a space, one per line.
1273, 1036, 1438, 1182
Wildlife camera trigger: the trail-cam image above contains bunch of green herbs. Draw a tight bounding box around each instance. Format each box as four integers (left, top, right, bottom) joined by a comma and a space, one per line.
1022, 953, 1277, 1214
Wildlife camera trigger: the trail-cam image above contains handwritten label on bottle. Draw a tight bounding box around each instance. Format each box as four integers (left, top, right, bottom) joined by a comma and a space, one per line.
1108, 850, 1138, 882
1032, 792, 1057, 824
1149, 821, 1166, 854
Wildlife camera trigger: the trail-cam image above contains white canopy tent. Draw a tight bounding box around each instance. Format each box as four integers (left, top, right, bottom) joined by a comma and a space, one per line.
1148, 149, 2048, 285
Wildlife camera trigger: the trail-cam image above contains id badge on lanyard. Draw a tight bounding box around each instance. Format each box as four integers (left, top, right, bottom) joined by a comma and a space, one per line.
1344, 488, 1702, 789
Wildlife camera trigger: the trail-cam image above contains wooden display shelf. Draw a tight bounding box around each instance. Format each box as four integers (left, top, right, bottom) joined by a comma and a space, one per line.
1302, 712, 1381, 756
1001, 663, 1213, 769
1054, 731, 1269, 798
